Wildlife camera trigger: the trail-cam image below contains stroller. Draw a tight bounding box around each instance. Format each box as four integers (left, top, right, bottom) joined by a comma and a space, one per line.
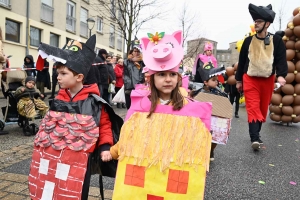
1, 70, 41, 136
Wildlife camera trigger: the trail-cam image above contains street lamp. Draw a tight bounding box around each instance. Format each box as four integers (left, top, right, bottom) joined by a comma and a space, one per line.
86, 18, 95, 37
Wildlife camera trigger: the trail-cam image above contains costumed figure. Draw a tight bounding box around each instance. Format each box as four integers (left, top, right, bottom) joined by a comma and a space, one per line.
28, 35, 123, 200
192, 42, 218, 83
190, 65, 232, 161
235, 4, 288, 150
110, 30, 212, 200
15, 76, 49, 119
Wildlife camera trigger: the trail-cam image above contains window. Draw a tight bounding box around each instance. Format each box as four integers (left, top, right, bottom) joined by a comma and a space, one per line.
117, 7, 123, 24
97, 17, 103, 33
147, 194, 164, 200
5, 19, 20, 43
221, 55, 225, 61
66, 1, 76, 32
80, 7, 88, 37
50, 33, 59, 47
217, 55, 219, 60
41, 0, 54, 23
166, 169, 189, 194
30, 27, 41, 47
0, 0, 10, 7
117, 30, 122, 50
227, 55, 230, 60
109, 24, 115, 48
124, 164, 145, 188
110, 0, 115, 18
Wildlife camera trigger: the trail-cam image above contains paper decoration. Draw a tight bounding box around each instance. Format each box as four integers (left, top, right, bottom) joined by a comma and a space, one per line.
258, 181, 265, 185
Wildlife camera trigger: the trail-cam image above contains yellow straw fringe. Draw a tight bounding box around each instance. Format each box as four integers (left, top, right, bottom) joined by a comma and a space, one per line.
118, 112, 212, 172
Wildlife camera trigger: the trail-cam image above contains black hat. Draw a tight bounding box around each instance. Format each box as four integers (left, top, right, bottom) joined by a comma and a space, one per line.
199, 64, 225, 83
25, 76, 36, 84
36, 35, 96, 78
98, 49, 108, 56
249, 4, 276, 23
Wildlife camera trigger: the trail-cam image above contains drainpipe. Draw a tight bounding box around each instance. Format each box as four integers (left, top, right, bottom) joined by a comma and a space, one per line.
25, 0, 30, 55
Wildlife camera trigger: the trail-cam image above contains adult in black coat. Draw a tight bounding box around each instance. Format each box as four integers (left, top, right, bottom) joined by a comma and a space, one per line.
23, 55, 36, 77
224, 71, 240, 118
36, 59, 51, 98
94, 49, 111, 104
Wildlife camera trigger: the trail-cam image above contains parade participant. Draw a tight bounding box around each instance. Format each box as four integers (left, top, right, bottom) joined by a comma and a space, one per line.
123, 46, 145, 109
15, 76, 48, 119
28, 35, 119, 200
235, 4, 287, 150
190, 65, 227, 161
225, 65, 240, 118
110, 31, 212, 200
193, 42, 218, 83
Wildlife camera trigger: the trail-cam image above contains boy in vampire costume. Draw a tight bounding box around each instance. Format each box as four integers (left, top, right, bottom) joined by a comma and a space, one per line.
235, 4, 287, 150
28, 35, 123, 200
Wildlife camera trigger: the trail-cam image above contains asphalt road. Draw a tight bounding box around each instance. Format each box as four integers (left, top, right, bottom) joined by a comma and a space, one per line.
1, 97, 299, 199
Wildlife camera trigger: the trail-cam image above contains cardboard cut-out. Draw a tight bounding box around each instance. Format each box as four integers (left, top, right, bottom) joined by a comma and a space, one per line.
194, 92, 233, 145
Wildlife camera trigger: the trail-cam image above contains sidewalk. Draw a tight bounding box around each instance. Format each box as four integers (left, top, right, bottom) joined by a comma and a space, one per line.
0, 95, 128, 200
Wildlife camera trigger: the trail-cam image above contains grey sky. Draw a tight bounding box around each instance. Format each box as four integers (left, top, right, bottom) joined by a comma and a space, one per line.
137, 0, 298, 49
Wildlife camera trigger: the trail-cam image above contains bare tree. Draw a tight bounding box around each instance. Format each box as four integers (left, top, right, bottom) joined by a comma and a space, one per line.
272, 0, 287, 31
91, 0, 169, 54
177, 2, 206, 68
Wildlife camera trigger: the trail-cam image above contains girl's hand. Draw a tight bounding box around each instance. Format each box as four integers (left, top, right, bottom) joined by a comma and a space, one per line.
277, 76, 286, 86
101, 150, 112, 162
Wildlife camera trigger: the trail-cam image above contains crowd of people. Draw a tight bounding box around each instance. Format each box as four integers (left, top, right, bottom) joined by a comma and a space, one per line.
0, 2, 290, 199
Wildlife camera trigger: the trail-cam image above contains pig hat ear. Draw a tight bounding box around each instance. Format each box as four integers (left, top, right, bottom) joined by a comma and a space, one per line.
141, 30, 184, 75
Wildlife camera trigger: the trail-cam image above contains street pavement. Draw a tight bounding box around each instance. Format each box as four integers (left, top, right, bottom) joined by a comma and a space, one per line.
0, 96, 299, 200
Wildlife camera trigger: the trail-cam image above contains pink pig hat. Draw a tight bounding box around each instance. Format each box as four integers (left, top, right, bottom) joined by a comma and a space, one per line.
204, 42, 213, 52
140, 30, 184, 75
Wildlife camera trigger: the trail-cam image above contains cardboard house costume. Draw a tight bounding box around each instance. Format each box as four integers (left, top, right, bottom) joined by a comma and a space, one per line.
28, 35, 122, 200
112, 31, 213, 200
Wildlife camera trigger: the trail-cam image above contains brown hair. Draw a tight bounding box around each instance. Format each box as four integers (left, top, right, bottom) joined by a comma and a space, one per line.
147, 74, 184, 118
56, 63, 79, 76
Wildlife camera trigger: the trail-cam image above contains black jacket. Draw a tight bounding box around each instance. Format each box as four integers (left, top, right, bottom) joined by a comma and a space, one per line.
36, 60, 51, 90
107, 63, 116, 82
94, 55, 110, 89
23, 55, 36, 77
235, 34, 288, 81
123, 58, 145, 90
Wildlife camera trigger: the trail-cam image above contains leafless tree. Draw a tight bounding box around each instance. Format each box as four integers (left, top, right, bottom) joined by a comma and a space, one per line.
176, 2, 206, 68
91, 0, 169, 54
272, 0, 287, 31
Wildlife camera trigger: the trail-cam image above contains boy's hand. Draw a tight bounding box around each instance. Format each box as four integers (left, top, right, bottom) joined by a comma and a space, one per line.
21, 88, 25, 92
40, 94, 44, 98
101, 151, 112, 162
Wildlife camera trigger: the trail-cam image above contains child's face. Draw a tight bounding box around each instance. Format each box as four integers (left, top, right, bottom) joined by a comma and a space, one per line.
57, 67, 82, 89
154, 71, 178, 98
26, 81, 35, 89
204, 76, 218, 88
25, 58, 31, 63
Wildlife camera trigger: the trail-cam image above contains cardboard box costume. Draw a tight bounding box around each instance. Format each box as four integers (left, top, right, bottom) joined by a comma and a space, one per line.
112, 31, 213, 200
28, 35, 122, 200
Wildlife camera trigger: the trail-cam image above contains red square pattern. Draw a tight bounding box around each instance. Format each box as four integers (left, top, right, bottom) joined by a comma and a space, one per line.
124, 164, 146, 188
166, 169, 189, 194
147, 194, 164, 200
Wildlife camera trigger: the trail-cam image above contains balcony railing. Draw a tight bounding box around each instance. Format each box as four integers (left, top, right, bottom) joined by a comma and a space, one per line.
80, 21, 88, 37
0, 0, 10, 7
66, 15, 76, 32
41, 3, 54, 24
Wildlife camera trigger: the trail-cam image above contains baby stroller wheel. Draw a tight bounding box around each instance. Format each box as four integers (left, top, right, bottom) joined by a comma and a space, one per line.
0, 120, 5, 131
30, 123, 39, 135
23, 125, 32, 136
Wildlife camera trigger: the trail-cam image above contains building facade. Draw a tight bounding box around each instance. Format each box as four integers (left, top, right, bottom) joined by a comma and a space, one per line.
186, 38, 218, 60
216, 42, 239, 68
0, 0, 124, 68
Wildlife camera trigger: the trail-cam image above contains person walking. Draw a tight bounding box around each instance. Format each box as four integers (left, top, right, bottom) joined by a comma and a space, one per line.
49, 63, 58, 99
235, 3, 287, 150
23, 55, 36, 77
